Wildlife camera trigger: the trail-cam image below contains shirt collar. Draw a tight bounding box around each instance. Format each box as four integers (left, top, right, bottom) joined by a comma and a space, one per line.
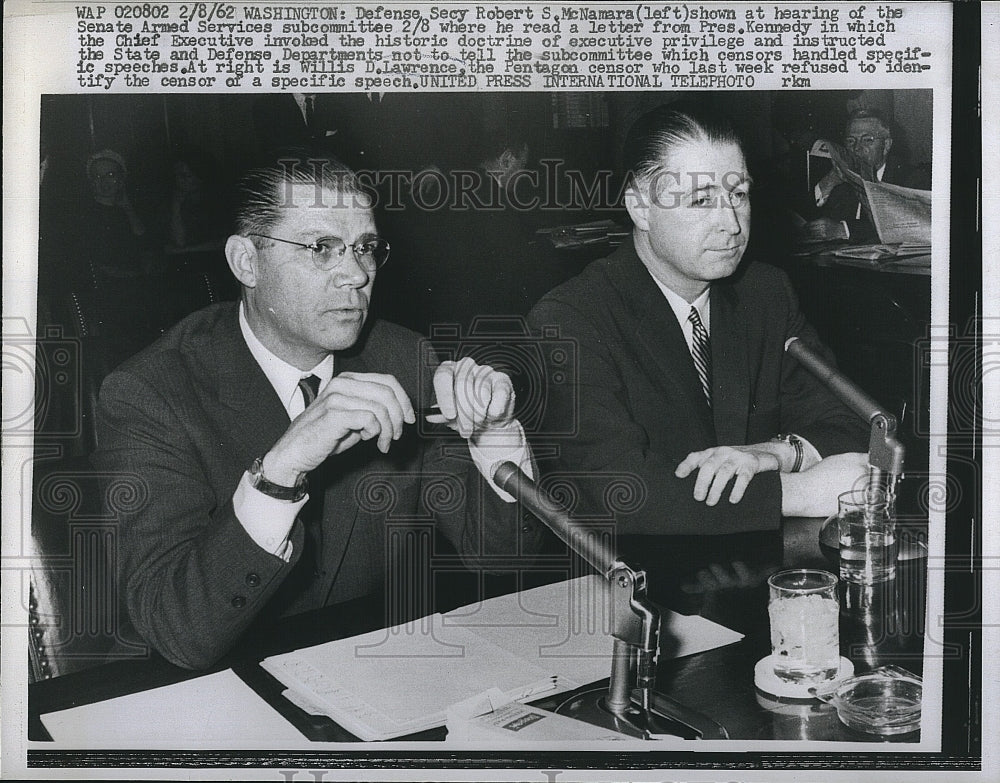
650, 277, 712, 335
239, 301, 334, 416
876, 162, 887, 181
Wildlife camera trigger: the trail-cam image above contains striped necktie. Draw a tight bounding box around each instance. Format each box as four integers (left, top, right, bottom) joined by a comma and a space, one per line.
298, 375, 321, 408
687, 306, 712, 407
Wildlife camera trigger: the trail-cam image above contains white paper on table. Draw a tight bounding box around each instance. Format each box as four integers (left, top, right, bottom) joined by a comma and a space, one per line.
40, 669, 304, 746
442, 576, 744, 687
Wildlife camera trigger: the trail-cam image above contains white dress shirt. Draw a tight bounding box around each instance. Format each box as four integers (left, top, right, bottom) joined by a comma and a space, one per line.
232, 303, 532, 559
648, 280, 820, 467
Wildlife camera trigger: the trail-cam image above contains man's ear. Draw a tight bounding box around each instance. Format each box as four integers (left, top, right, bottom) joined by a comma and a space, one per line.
883, 136, 893, 158
225, 235, 258, 289
624, 182, 651, 232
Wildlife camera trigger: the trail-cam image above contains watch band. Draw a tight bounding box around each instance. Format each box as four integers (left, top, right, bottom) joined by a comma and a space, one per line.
772, 434, 804, 473
248, 456, 308, 502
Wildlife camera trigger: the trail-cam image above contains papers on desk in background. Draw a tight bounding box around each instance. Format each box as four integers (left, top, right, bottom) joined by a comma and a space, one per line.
536, 220, 630, 250
261, 575, 743, 741
832, 242, 931, 262
39, 669, 305, 745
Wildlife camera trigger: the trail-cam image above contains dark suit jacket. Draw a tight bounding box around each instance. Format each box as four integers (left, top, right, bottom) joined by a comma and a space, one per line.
94, 303, 543, 669
527, 239, 868, 543
252, 94, 339, 153
821, 155, 932, 242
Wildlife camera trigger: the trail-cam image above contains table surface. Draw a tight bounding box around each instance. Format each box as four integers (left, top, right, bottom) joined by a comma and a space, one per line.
27, 516, 927, 745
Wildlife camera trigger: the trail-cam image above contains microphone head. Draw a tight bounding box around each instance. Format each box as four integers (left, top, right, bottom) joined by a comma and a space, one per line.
784, 337, 800, 352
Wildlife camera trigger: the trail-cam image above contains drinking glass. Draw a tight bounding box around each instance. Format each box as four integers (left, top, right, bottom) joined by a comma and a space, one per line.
838, 489, 897, 584
767, 569, 840, 684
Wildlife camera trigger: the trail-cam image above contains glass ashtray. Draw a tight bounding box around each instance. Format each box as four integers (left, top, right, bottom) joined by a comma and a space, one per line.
809, 665, 922, 736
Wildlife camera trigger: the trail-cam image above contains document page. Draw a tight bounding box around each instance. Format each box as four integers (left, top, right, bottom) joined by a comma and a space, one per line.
40, 669, 304, 746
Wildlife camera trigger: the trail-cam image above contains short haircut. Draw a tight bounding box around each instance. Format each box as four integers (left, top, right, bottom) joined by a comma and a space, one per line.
233, 147, 370, 238
87, 148, 127, 179
845, 108, 891, 137
622, 102, 744, 188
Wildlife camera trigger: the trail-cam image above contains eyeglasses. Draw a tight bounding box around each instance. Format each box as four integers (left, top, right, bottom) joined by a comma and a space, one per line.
250, 233, 390, 272
844, 134, 887, 148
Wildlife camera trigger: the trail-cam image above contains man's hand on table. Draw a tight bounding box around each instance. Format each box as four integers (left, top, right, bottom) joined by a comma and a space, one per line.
675, 444, 784, 506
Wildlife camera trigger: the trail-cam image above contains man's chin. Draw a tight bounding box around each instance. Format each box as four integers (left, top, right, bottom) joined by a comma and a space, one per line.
322, 312, 368, 351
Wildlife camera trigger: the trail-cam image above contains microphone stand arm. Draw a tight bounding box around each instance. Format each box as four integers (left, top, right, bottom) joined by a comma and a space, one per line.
785, 337, 905, 501
493, 462, 728, 739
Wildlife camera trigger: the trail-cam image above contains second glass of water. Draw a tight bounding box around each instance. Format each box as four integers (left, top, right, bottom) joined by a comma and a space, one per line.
838, 489, 897, 584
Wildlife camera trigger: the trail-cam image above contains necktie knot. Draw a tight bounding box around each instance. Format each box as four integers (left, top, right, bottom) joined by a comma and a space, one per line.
298, 375, 321, 408
687, 306, 712, 407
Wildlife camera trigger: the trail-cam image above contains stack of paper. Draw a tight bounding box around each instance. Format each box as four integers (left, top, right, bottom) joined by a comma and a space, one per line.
261, 576, 744, 741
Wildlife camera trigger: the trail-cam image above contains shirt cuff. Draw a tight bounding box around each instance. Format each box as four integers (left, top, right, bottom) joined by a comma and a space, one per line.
814, 183, 828, 207
468, 419, 534, 503
233, 471, 306, 561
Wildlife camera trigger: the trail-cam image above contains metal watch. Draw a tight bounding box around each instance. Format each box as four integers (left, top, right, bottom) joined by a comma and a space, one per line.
248, 456, 308, 502
771, 433, 804, 473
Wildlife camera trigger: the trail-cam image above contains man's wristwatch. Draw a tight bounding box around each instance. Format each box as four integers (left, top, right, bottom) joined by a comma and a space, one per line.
248, 456, 308, 502
771, 433, 804, 473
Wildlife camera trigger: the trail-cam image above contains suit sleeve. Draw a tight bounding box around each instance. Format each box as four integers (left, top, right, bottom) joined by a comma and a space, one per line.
820, 182, 878, 242
94, 368, 305, 670
413, 352, 546, 569
527, 299, 784, 536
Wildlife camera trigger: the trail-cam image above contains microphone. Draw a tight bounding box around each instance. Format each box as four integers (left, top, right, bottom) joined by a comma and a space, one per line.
784, 337, 888, 422
784, 336, 904, 486
493, 461, 617, 577
491, 461, 729, 740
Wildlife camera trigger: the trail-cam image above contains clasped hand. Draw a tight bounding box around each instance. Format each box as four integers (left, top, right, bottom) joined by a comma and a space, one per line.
263, 358, 515, 485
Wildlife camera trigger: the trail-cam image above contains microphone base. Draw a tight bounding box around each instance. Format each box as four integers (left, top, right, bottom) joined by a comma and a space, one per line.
555, 687, 728, 740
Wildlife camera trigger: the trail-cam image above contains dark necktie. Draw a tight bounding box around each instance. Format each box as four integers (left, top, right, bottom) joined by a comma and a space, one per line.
298, 374, 321, 409
297, 374, 325, 580
304, 96, 315, 131
688, 306, 712, 407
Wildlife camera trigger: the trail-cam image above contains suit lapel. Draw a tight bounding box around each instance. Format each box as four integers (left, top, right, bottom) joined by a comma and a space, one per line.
208, 305, 366, 603
613, 245, 716, 440
311, 344, 372, 603
710, 281, 751, 445
208, 305, 291, 468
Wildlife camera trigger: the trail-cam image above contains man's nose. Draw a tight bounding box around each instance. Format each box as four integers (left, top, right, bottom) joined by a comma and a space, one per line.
331, 247, 371, 287
718, 201, 743, 235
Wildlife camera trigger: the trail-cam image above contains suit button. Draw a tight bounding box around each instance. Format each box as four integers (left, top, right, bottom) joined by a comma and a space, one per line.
245, 573, 261, 587
231, 595, 247, 608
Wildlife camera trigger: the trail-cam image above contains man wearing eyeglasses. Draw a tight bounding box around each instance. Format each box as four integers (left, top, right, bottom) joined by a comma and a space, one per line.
94, 150, 543, 670
802, 108, 931, 243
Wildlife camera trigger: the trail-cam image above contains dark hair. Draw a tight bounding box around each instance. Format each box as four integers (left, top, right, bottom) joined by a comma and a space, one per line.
845, 107, 891, 138
233, 147, 370, 238
622, 101, 743, 187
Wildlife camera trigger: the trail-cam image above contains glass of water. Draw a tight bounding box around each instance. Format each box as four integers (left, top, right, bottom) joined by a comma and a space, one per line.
767, 569, 841, 684
838, 488, 897, 584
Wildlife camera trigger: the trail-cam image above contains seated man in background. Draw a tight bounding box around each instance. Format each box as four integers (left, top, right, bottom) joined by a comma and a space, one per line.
528, 103, 869, 603
94, 150, 544, 669
802, 108, 931, 243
